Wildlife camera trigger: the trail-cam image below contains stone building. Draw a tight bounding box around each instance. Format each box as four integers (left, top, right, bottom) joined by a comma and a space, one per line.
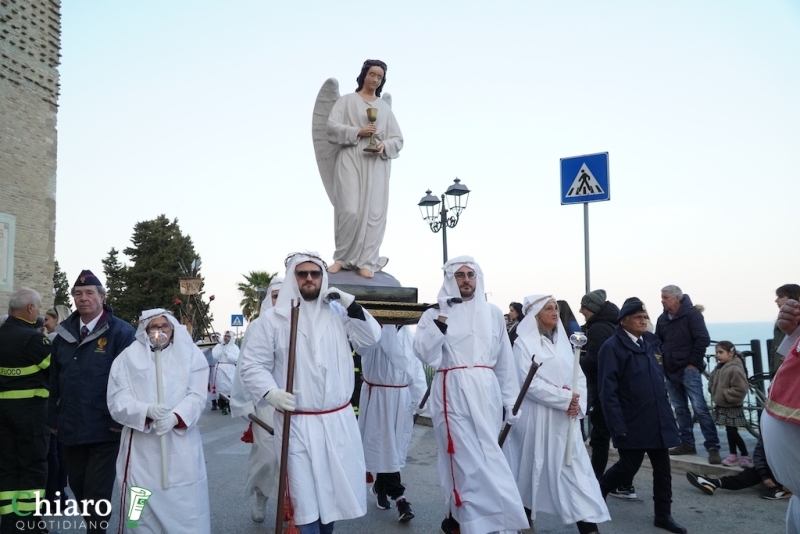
0, 0, 60, 310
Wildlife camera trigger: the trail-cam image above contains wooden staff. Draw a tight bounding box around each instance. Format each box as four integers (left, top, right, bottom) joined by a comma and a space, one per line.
275, 299, 301, 534
498, 355, 540, 447
218, 393, 274, 435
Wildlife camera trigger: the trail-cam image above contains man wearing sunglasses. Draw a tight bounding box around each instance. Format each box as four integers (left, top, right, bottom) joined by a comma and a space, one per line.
413, 256, 529, 534
240, 252, 381, 534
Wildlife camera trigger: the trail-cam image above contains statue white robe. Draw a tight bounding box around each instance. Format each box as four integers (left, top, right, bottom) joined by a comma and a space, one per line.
107, 319, 210, 534
413, 300, 529, 534
326, 92, 403, 272
240, 301, 381, 525
358, 326, 427, 473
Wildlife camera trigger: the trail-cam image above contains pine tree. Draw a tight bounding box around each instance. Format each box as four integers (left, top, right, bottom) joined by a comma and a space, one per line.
101, 248, 126, 314
52, 260, 72, 308
238, 271, 277, 322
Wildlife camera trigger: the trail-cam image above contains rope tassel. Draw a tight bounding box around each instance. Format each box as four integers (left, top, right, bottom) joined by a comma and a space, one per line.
447, 435, 455, 454
453, 489, 463, 507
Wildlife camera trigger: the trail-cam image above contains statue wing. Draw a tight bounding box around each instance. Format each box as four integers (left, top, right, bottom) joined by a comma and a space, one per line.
312, 78, 341, 205
382, 92, 392, 109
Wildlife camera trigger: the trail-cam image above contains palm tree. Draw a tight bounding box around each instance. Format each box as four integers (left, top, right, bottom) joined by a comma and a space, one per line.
237, 271, 277, 322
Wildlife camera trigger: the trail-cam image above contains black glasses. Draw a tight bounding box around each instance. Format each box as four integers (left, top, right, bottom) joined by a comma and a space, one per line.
147, 323, 172, 332
454, 271, 476, 280
295, 270, 323, 280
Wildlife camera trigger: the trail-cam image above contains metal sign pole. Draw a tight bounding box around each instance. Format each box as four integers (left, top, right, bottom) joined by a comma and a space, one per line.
583, 202, 590, 294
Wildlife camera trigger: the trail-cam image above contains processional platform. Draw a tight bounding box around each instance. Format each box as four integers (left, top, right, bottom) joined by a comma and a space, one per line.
327, 270, 428, 325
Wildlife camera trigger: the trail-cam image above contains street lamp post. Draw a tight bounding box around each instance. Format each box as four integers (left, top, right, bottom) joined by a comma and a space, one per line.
417, 178, 471, 264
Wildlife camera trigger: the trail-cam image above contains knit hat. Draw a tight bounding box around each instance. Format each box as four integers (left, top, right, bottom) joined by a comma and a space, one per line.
73, 269, 103, 288
618, 298, 647, 321
580, 289, 607, 314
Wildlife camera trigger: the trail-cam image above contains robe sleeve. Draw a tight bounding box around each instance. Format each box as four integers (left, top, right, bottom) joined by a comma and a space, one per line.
379, 106, 403, 160
107, 349, 152, 433
402, 328, 428, 405
240, 316, 279, 407
492, 311, 518, 407
327, 97, 361, 146
413, 310, 444, 369
343, 305, 381, 351
211, 343, 222, 363
169, 348, 210, 435
598, 342, 627, 437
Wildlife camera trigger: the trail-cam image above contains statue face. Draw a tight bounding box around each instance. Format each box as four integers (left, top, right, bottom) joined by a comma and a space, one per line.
364, 66, 384, 92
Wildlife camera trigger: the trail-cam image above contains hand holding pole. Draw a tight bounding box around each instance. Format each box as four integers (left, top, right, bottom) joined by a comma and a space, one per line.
566, 332, 587, 466
498, 354, 540, 447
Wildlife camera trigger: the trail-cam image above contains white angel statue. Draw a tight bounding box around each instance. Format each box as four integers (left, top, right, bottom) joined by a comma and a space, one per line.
312, 59, 404, 279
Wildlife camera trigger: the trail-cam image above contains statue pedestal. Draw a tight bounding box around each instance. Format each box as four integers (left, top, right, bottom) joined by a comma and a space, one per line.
328, 270, 426, 324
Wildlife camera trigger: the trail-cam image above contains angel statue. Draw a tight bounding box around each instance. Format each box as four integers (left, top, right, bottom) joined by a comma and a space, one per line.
312, 59, 404, 279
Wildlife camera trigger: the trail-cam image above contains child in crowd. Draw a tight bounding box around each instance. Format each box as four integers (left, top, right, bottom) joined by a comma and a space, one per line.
708, 341, 750, 466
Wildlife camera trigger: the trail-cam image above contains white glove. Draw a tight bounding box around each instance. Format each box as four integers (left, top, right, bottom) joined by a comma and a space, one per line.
437, 296, 462, 319
505, 405, 520, 426
155, 413, 178, 435
265, 388, 296, 412
146, 404, 171, 421
323, 287, 355, 309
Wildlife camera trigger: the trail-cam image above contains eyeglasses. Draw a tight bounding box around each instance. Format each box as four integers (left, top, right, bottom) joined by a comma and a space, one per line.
147, 323, 173, 332
295, 270, 323, 280
454, 271, 476, 280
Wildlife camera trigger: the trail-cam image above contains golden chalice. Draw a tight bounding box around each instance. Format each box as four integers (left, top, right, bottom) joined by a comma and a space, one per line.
363, 107, 379, 153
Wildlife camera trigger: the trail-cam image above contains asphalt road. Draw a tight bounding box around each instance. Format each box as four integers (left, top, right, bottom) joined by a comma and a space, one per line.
47, 403, 789, 533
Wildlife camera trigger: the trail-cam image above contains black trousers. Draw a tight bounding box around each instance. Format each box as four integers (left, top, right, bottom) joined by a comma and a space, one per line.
374, 472, 405, 500
720, 467, 761, 491
588, 396, 611, 479
599, 448, 672, 518
63, 440, 119, 534
0, 401, 49, 534
45, 435, 67, 504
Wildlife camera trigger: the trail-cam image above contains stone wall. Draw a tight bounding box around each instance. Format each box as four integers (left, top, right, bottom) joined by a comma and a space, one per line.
0, 0, 60, 311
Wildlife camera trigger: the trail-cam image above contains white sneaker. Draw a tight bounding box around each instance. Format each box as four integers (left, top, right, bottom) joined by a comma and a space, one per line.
251, 488, 268, 523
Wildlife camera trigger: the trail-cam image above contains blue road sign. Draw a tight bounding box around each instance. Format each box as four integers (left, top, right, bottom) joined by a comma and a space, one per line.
560, 152, 610, 205
231, 314, 244, 327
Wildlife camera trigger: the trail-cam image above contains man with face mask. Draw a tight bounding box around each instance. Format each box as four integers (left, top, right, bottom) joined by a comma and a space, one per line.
240, 252, 380, 534
230, 277, 282, 523
413, 256, 528, 534
212, 330, 239, 415
107, 309, 210, 533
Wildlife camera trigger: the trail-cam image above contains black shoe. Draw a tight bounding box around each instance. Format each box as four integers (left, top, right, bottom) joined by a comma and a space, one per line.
372, 484, 390, 510
608, 485, 638, 500
669, 442, 697, 455
440, 516, 461, 534
396, 498, 414, 522
685, 471, 717, 495
211, 400, 218, 411
762, 486, 793, 500
654, 515, 687, 534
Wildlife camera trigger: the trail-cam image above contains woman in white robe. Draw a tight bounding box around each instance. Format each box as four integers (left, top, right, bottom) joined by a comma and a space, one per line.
506, 295, 609, 533
231, 277, 282, 523
107, 309, 210, 534
212, 330, 239, 414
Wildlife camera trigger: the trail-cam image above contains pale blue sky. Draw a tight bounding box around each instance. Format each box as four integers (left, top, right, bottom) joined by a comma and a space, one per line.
55, 1, 800, 331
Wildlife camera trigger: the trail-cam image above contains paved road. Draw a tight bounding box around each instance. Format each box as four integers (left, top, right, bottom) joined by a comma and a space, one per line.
49, 404, 788, 533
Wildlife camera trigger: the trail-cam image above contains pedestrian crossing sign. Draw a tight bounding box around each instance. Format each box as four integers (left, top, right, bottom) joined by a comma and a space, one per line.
560, 152, 610, 205
231, 314, 244, 327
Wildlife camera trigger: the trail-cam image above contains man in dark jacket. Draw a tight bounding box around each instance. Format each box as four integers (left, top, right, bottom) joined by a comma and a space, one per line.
686, 434, 792, 499
598, 298, 686, 534
48, 270, 135, 534
0, 288, 51, 532
578, 290, 623, 481
656, 285, 720, 463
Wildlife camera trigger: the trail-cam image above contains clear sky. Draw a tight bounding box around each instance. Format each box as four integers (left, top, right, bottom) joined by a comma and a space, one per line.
55, 1, 800, 331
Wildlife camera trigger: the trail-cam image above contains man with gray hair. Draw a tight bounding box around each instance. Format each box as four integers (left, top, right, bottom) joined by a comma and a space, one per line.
48, 270, 135, 533
656, 285, 720, 464
0, 288, 51, 530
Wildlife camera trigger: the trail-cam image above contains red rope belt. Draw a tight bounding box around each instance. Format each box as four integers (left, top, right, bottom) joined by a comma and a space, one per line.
436, 365, 493, 507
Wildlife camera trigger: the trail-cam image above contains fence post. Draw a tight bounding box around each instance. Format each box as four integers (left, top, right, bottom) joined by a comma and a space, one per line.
750, 339, 766, 402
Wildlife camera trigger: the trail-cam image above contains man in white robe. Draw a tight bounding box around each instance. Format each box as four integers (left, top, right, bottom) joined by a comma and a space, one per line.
413, 256, 529, 534
325, 59, 403, 278
358, 324, 427, 522
230, 277, 282, 523
107, 309, 210, 534
506, 295, 610, 534
240, 252, 381, 534
212, 330, 239, 414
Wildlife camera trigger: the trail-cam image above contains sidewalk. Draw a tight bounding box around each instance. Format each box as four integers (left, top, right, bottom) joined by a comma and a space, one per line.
415, 417, 758, 477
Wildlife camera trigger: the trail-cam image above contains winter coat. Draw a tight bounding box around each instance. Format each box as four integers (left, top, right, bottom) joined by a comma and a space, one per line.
579, 300, 619, 401
48, 305, 136, 446
598, 325, 680, 450
655, 294, 710, 381
707, 357, 748, 407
